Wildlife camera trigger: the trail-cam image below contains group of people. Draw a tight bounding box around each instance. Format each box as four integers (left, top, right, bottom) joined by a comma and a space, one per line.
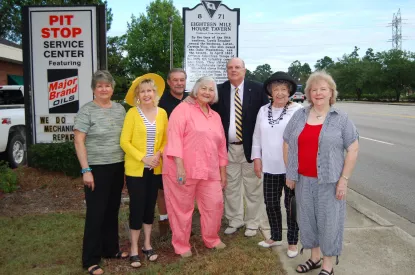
74, 57, 359, 275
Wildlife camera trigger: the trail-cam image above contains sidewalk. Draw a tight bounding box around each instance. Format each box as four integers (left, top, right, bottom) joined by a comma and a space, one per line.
271, 189, 415, 275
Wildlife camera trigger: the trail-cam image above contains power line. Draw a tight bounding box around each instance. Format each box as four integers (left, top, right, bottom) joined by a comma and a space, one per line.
239, 39, 415, 49
388, 8, 403, 50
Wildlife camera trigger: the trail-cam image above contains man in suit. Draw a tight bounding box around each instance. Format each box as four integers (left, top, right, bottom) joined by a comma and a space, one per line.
212, 57, 270, 237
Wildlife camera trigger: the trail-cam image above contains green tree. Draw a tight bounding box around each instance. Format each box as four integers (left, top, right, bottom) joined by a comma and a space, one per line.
314, 56, 334, 70
376, 49, 415, 101
288, 60, 311, 85
245, 69, 256, 81
330, 47, 382, 101
288, 60, 302, 81
107, 35, 131, 99
253, 64, 273, 83
363, 48, 376, 62
125, 0, 184, 78
0, 0, 113, 43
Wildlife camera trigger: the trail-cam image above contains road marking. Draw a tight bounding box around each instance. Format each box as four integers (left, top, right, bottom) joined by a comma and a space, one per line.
359, 112, 415, 119
360, 136, 394, 145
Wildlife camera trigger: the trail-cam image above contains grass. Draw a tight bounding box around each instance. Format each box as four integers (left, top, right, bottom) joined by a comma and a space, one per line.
0, 213, 84, 274
0, 210, 286, 275
0, 167, 287, 274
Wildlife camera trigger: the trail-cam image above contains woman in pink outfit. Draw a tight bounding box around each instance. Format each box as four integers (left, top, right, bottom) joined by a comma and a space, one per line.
162, 76, 228, 258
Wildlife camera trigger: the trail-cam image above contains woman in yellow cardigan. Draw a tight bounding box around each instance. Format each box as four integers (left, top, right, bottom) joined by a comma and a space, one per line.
120, 74, 168, 268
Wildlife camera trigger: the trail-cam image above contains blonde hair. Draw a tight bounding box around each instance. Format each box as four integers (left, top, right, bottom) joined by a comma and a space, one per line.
134, 78, 159, 106
189, 76, 219, 104
305, 71, 338, 106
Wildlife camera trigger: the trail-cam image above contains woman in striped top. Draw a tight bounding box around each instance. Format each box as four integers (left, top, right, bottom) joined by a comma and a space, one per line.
120, 76, 168, 268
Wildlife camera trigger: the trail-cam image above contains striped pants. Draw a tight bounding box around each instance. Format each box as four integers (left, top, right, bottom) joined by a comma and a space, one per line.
263, 173, 299, 244
296, 175, 346, 257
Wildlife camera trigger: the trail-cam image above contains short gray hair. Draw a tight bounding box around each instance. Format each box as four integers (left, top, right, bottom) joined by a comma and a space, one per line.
167, 68, 187, 80
91, 70, 116, 90
190, 76, 219, 104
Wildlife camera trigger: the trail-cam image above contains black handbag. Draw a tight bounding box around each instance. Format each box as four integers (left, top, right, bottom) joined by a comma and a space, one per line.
289, 195, 297, 221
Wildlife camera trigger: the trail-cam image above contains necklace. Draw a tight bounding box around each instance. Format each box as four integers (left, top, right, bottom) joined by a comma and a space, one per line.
268, 102, 289, 127
312, 107, 325, 120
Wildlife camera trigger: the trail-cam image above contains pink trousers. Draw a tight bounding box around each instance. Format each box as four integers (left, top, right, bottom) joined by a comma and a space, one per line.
163, 174, 224, 255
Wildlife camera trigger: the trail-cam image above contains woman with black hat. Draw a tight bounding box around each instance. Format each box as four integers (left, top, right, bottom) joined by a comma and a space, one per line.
251, 71, 302, 257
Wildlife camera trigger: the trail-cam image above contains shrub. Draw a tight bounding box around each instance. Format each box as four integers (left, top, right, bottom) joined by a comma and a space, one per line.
0, 161, 18, 193
28, 142, 80, 177
402, 94, 415, 102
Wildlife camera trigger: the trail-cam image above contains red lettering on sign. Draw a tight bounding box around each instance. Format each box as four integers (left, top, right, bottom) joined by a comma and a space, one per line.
41, 27, 82, 38
49, 15, 74, 26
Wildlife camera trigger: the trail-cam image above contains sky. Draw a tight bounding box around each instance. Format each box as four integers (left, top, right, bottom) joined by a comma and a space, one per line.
106, 0, 415, 72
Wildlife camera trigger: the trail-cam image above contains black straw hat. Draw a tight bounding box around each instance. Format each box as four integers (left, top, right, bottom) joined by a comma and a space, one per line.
263, 71, 297, 97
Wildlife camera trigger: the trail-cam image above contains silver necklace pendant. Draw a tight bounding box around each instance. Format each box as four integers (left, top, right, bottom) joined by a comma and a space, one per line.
316, 115, 323, 120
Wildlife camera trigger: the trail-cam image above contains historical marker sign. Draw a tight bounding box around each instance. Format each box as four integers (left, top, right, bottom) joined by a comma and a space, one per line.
22, 5, 107, 144
183, 1, 240, 89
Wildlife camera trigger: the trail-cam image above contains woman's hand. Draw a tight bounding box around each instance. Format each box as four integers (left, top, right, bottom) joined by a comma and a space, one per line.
150, 151, 161, 168
142, 157, 154, 167
176, 162, 186, 185
336, 177, 348, 200
253, 158, 262, 179
286, 179, 296, 190
83, 172, 95, 191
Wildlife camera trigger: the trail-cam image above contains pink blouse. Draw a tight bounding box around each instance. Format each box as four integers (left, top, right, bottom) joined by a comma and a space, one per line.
163, 102, 228, 180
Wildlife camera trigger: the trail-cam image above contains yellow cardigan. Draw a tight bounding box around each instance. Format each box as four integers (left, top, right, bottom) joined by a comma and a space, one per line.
120, 107, 168, 177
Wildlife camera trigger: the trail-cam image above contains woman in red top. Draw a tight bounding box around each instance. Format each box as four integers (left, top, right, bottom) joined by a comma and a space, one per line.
283, 71, 359, 275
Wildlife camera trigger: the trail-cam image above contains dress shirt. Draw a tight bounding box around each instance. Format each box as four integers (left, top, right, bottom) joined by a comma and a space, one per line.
228, 81, 244, 143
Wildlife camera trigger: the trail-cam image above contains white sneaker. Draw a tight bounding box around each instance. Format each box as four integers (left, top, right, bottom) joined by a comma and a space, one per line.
244, 229, 257, 237
287, 247, 299, 258
258, 240, 283, 248
224, 226, 240, 235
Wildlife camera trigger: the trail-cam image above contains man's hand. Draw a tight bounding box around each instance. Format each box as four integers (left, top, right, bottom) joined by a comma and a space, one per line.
183, 96, 196, 105
221, 178, 227, 189
253, 158, 262, 179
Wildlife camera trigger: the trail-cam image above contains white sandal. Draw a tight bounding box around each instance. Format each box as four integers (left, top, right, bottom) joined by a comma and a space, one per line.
258, 240, 283, 248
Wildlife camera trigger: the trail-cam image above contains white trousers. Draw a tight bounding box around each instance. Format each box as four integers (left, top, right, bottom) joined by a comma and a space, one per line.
224, 144, 270, 230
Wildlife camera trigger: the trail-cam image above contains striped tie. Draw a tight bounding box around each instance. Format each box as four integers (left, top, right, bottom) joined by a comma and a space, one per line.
234, 87, 243, 141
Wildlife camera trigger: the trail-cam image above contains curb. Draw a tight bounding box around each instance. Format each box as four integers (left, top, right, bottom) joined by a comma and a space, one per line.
338, 101, 415, 106
346, 199, 393, 227
346, 188, 415, 244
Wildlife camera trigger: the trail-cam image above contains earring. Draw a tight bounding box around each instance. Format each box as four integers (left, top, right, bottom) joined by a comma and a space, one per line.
136, 98, 140, 104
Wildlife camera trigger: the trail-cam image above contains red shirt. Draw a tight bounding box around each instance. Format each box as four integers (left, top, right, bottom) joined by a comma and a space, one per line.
298, 123, 323, 178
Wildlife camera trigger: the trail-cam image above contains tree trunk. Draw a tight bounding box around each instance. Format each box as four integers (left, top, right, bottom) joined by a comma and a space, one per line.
396, 91, 401, 102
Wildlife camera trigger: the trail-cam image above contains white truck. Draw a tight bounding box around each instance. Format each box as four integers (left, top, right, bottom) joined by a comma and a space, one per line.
0, 85, 26, 167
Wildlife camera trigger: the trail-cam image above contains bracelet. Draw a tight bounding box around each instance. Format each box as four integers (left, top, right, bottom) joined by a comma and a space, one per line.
81, 167, 92, 174
341, 175, 349, 181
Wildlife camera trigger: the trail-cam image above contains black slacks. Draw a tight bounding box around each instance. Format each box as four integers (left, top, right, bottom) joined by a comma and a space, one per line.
126, 168, 160, 230
263, 173, 299, 245
82, 162, 124, 268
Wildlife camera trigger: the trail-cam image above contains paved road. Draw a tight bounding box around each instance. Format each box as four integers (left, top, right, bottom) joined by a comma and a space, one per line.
333, 102, 415, 223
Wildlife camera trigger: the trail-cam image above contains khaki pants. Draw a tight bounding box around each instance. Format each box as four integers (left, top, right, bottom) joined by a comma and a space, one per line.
224, 144, 270, 230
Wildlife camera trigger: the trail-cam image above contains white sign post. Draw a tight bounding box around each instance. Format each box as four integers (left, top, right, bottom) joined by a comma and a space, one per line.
23, 5, 106, 145
183, 1, 240, 90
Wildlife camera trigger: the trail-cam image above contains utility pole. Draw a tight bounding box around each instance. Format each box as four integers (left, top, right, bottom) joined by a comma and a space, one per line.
169, 16, 173, 69
388, 9, 402, 50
